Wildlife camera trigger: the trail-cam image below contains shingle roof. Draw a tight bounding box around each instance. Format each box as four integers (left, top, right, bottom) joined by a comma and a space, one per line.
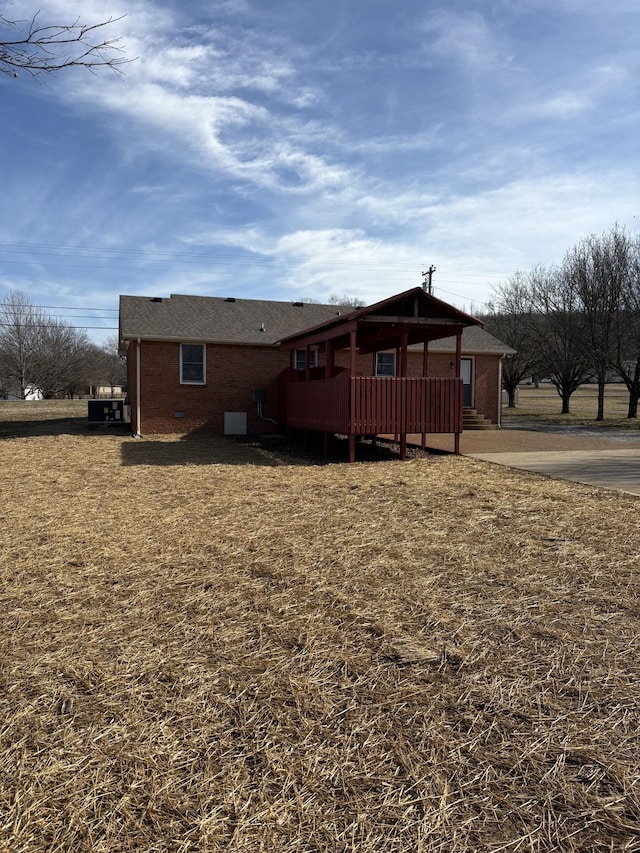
427, 325, 516, 355
119, 294, 344, 346
119, 292, 515, 355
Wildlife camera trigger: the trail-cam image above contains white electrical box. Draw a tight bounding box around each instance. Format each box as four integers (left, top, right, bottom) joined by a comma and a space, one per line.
224, 412, 248, 435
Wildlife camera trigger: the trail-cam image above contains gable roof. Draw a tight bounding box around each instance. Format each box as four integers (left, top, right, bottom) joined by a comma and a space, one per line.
277, 287, 482, 350
119, 290, 514, 355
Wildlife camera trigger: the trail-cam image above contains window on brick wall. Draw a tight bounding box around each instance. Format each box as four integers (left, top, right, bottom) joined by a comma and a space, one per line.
294, 348, 318, 371
180, 344, 205, 384
375, 352, 396, 377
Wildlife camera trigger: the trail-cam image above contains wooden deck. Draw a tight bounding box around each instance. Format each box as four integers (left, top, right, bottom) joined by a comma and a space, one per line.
285, 376, 463, 437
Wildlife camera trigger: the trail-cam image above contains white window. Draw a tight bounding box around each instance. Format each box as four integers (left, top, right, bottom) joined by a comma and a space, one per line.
376, 352, 396, 377
180, 344, 205, 384
294, 348, 318, 371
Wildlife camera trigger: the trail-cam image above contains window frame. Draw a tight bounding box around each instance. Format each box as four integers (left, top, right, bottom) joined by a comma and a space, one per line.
180, 343, 206, 385
375, 351, 396, 377
294, 348, 318, 371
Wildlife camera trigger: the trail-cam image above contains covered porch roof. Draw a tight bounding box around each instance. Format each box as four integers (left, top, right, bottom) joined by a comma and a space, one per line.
277, 287, 483, 353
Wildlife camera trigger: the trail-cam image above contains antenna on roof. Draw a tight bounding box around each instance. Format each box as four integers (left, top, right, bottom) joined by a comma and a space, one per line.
422, 265, 436, 294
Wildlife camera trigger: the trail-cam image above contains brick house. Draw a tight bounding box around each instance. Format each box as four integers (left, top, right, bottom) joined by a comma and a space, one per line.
119, 288, 514, 458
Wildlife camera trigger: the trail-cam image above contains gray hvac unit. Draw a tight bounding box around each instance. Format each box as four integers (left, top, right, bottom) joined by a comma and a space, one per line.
88, 399, 131, 426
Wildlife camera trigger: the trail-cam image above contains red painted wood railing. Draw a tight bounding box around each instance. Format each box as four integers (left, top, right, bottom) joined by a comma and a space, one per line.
285, 376, 463, 435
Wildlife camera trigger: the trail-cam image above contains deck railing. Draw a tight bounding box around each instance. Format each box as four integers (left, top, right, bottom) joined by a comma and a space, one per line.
285, 376, 463, 435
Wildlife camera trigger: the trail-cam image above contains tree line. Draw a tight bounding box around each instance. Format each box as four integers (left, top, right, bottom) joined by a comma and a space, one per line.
484, 225, 640, 419
0, 290, 125, 400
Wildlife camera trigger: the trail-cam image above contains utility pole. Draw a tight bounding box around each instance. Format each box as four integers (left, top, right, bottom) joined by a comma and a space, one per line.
422, 265, 436, 294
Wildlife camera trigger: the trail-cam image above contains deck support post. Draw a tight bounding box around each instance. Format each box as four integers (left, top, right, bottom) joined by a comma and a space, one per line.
454, 329, 462, 454
348, 325, 357, 463
399, 325, 408, 377
399, 326, 408, 459
422, 341, 429, 448
326, 339, 334, 378
400, 434, 407, 460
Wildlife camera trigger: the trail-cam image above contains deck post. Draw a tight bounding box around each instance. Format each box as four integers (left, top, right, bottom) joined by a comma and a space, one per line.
349, 323, 357, 375
399, 325, 408, 377
422, 341, 429, 448
348, 325, 357, 463
399, 327, 408, 457
394, 343, 400, 443
454, 329, 462, 454
400, 434, 407, 460
326, 339, 334, 378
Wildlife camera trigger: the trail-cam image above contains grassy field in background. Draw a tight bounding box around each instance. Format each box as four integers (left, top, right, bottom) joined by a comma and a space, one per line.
503, 383, 639, 429
0, 399, 89, 438
0, 401, 639, 851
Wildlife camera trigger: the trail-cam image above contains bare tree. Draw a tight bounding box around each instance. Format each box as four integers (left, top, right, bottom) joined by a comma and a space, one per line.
98, 334, 126, 394
0, 290, 94, 398
485, 272, 538, 408
564, 227, 629, 420
0, 9, 128, 78
614, 234, 640, 418
0, 289, 45, 398
31, 319, 91, 398
327, 294, 366, 308
528, 265, 591, 414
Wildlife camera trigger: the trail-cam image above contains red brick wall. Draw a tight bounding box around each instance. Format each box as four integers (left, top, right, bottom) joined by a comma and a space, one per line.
127, 340, 502, 434
131, 340, 289, 435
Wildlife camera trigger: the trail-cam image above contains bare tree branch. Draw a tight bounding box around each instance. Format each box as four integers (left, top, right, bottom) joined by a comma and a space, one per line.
0, 10, 131, 78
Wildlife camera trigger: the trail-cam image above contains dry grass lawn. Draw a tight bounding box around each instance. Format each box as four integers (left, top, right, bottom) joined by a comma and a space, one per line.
1, 402, 639, 851
504, 384, 638, 429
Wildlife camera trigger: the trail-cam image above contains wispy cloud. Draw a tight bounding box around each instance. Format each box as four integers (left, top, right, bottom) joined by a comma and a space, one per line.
418, 9, 510, 70
1, 0, 638, 335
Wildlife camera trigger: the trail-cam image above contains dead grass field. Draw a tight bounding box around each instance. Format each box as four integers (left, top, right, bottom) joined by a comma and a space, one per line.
1, 402, 639, 851
503, 384, 638, 429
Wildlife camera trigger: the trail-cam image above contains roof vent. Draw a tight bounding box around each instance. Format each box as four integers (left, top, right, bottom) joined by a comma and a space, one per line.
293, 301, 304, 307
150, 297, 163, 303
259, 322, 265, 332
225, 297, 236, 302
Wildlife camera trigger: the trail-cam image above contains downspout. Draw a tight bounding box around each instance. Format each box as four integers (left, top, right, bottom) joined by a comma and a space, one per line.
135, 337, 142, 437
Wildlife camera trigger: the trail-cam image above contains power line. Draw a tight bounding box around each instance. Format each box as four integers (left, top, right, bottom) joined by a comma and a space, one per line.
1, 305, 118, 313
0, 239, 516, 278
0, 322, 118, 330
24, 305, 117, 313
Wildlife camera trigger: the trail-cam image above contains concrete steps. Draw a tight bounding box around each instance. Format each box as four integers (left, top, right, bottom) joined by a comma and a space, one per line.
463, 408, 498, 430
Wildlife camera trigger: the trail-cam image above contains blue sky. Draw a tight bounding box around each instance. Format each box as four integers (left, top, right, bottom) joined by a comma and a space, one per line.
1, 0, 638, 344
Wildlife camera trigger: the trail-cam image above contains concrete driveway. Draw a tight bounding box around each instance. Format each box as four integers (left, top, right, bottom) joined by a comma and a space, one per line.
469, 447, 640, 496
418, 426, 640, 497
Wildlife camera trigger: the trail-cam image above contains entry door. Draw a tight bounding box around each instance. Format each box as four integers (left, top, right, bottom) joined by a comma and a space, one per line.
461, 358, 473, 407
